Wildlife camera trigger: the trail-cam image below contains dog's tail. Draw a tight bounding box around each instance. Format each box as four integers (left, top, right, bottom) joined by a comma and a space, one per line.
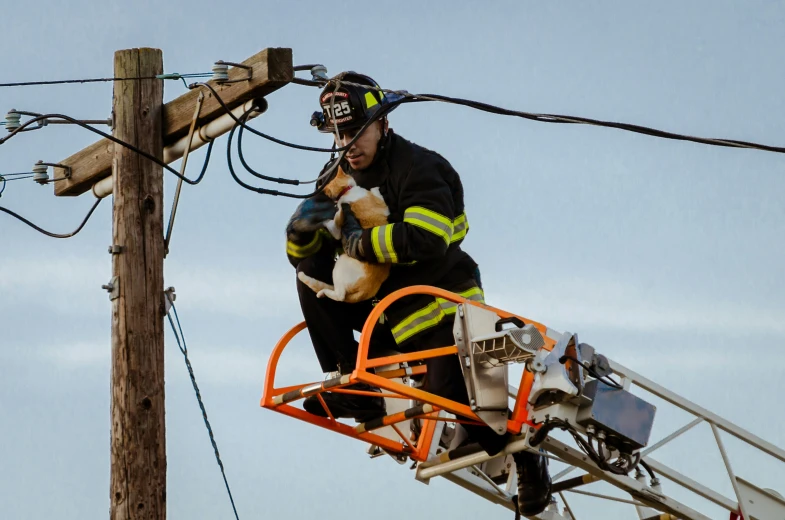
297, 271, 333, 294
297, 271, 347, 302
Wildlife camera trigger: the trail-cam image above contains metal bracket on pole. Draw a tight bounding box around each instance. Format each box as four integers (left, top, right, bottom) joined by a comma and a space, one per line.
164, 286, 176, 314
102, 276, 119, 301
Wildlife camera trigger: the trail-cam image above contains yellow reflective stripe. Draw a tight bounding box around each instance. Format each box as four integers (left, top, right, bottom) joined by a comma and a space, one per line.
286, 231, 323, 258
391, 286, 485, 344
391, 301, 445, 344
371, 226, 384, 262
404, 206, 453, 244
437, 286, 484, 314
451, 213, 469, 243
371, 224, 398, 263
364, 91, 379, 109
385, 224, 398, 263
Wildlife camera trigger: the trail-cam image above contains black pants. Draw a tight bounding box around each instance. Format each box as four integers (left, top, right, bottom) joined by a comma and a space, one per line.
296, 253, 509, 455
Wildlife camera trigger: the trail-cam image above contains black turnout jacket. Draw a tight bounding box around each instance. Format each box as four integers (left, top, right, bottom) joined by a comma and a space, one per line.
286, 130, 483, 347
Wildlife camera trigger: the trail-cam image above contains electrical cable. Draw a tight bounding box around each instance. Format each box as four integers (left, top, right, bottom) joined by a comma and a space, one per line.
236, 111, 300, 185
310, 77, 785, 156
0, 73, 212, 88
530, 417, 645, 477
196, 80, 408, 193
390, 91, 785, 155
558, 354, 624, 389
0, 172, 35, 177
192, 81, 340, 152
291, 77, 324, 87
164, 296, 240, 520
9, 73, 776, 207
177, 139, 214, 185
1, 113, 213, 185
0, 197, 102, 238
204, 75, 785, 203
639, 460, 657, 480
192, 81, 405, 155
225, 108, 346, 198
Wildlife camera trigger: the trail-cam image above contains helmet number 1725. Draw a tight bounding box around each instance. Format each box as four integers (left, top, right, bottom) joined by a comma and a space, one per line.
323, 101, 351, 119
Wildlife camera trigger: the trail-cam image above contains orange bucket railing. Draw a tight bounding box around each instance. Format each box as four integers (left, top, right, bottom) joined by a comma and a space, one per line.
260, 285, 556, 462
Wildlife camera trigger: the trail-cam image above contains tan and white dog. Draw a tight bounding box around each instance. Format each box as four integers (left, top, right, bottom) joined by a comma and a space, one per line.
297, 168, 391, 303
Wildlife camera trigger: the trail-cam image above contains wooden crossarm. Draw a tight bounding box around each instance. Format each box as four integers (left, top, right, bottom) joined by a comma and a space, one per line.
54, 47, 293, 196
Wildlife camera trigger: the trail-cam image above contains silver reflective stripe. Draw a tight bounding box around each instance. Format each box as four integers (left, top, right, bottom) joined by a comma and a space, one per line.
451, 213, 469, 243
404, 207, 453, 244
391, 286, 485, 344
371, 224, 398, 262
437, 287, 484, 315
391, 301, 444, 344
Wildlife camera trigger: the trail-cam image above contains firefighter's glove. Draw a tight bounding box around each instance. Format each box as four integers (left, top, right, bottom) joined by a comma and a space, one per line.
286, 196, 337, 243
340, 203, 366, 260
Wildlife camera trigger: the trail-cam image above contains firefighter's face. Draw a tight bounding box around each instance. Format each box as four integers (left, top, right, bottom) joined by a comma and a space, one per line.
335, 120, 385, 170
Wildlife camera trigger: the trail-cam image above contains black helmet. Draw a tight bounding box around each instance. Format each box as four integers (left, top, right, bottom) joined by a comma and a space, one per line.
311, 71, 394, 134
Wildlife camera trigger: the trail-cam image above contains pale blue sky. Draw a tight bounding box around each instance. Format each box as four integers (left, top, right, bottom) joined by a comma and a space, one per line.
1, 1, 784, 519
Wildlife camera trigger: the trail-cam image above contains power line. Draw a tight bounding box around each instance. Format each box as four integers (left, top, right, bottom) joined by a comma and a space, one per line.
5, 73, 782, 210
199, 78, 785, 201
0, 197, 102, 238
0, 113, 214, 185
1, 174, 34, 181
225, 107, 348, 199
0, 72, 212, 88
304, 77, 785, 155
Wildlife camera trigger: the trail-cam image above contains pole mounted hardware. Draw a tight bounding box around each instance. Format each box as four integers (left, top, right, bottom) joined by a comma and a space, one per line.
32, 160, 71, 185
101, 276, 119, 301
164, 286, 176, 314
4, 109, 112, 133
211, 60, 252, 84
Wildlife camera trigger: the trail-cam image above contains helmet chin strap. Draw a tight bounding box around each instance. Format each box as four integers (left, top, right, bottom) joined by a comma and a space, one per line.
375, 118, 389, 156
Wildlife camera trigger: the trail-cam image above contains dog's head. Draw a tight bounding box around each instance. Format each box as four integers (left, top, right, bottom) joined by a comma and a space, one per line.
323, 167, 357, 201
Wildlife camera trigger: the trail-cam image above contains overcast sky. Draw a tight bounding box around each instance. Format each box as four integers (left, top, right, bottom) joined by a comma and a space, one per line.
1, 1, 784, 519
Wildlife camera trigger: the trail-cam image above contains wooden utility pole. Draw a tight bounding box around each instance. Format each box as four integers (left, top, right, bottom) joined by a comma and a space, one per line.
50, 46, 292, 520
110, 48, 166, 520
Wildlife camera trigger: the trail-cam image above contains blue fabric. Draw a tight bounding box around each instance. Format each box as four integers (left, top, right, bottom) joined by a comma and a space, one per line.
339, 203, 364, 259
286, 196, 337, 242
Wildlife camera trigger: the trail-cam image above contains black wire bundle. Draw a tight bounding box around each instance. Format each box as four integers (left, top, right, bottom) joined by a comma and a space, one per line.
0, 113, 213, 185
0, 198, 103, 239
558, 354, 623, 390
530, 417, 652, 478
6, 72, 785, 236
0, 114, 213, 238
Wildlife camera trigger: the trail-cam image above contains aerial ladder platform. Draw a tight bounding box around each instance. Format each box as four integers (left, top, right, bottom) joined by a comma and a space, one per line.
261, 285, 785, 519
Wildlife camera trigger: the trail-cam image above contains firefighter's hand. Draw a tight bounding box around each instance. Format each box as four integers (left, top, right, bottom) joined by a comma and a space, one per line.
286, 195, 337, 243
340, 203, 365, 259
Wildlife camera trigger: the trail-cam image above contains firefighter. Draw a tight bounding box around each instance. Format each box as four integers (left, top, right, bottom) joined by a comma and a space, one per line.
284, 71, 551, 516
